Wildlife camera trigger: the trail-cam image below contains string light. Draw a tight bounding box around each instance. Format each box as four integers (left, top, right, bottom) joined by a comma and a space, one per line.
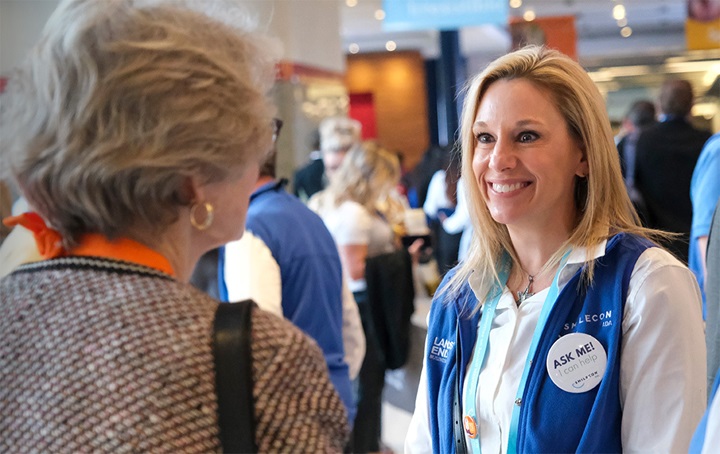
375, 9, 386, 20
620, 26, 632, 37
523, 9, 536, 21
385, 40, 397, 51
349, 43, 360, 54
346, 0, 357, 7
510, 0, 522, 8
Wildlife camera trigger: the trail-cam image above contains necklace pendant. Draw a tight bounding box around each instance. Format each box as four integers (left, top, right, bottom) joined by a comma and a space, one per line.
516, 288, 535, 305
516, 274, 535, 306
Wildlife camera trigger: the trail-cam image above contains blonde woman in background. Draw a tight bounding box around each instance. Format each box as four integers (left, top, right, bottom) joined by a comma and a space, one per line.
310, 142, 404, 288
311, 142, 413, 452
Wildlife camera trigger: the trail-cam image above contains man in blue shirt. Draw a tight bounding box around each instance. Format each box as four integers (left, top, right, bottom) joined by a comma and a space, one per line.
691, 132, 720, 317
219, 120, 363, 425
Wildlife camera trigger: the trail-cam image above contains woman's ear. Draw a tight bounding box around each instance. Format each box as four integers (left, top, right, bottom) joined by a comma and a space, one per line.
576, 154, 589, 178
178, 175, 204, 205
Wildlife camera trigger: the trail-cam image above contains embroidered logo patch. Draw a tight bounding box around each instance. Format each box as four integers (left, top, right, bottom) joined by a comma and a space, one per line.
429, 336, 455, 363
563, 310, 614, 332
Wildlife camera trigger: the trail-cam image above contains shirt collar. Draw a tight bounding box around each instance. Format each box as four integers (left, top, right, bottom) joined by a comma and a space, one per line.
69, 233, 175, 276
467, 239, 608, 300
566, 240, 607, 265
251, 178, 287, 200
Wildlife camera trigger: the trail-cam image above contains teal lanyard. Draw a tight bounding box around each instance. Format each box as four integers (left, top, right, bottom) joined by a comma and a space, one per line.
463, 250, 571, 454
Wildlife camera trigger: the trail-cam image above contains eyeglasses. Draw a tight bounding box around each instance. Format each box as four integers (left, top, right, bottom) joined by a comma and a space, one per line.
272, 118, 284, 143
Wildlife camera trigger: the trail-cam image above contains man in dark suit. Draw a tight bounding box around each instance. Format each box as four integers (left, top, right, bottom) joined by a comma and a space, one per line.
635, 79, 712, 263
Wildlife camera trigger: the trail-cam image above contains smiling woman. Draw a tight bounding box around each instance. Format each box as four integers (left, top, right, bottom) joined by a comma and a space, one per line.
471, 78, 588, 239
405, 46, 706, 454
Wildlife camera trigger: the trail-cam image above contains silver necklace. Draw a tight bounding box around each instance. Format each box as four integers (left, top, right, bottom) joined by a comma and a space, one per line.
516, 274, 535, 306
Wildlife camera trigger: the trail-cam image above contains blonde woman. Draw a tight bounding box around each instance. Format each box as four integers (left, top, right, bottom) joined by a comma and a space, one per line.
0, 0, 348, 451
310, 142, 404, 451
405, 46, 705, 453
310, 142, 402, 287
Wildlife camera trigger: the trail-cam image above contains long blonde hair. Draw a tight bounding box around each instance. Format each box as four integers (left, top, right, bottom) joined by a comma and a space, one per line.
445, 46, 657, 304
325, 141, 401, 212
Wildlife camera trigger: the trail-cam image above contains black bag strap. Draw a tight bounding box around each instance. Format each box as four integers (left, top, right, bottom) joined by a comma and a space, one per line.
212, 300, 257, 453
453, 328, 468, 454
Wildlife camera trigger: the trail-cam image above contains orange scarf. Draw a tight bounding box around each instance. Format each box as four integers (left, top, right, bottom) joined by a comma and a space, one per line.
3, 212, 175, 276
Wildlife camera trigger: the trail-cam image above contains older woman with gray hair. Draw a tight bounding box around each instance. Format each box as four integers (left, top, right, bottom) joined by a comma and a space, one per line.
0, 0, 348, 451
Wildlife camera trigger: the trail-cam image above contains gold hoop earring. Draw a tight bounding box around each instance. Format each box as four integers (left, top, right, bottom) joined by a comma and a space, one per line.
190, 202, 214, 230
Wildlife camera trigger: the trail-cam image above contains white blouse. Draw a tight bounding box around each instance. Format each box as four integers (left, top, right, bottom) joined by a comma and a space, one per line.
311, 197, 395, 292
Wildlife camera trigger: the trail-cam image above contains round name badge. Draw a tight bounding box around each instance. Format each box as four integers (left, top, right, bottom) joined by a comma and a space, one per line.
545, 332, 607, 393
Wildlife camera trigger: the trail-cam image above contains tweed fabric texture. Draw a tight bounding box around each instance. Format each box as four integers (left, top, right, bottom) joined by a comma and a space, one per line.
0, 257, 348, 453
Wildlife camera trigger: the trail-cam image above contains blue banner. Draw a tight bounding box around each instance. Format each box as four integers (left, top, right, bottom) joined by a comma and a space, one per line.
383, 0, 508, 31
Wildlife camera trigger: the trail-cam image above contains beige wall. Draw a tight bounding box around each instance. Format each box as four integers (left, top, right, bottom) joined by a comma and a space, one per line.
0, 0, 59, 76
345, 51, 431, 171
0, 0, 347, 181
0, 0, 344, 76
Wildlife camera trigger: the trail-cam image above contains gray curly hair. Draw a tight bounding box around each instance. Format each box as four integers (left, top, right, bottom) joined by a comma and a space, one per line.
0, 0, 278, 247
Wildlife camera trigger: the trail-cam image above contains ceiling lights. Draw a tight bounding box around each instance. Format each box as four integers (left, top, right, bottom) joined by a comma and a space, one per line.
612, 4, 626, 21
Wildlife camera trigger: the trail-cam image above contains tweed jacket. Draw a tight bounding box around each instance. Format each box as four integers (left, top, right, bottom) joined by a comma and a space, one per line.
0, 256, 349, 453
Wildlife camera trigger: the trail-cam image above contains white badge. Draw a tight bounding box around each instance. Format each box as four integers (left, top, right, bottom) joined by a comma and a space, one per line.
545, 332, 607, 393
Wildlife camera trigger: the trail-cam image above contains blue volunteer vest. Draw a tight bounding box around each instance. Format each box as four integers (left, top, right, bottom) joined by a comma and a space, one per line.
425, 233, 654, 453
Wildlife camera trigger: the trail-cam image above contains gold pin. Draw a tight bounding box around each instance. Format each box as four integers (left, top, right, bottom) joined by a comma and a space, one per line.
463, 415, 478, 439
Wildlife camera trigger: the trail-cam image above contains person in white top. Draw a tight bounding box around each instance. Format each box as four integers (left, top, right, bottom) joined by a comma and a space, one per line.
405, 46, 706, 453
438, 179, 472, 263
310, 141, 407, 453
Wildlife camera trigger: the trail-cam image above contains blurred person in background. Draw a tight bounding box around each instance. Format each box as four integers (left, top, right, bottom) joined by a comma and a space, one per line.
634, 79, 712, 264
690, 201, 720, 453
219, 117, 364, 427
0, 0, 348, 451
293, 115, 361, 202
616, 99, 656, 223
691, 133, 720, 388
438, 176, 473, 266
310, 142, 418, 452
404, 144, 451, 209
406, 46, 705, 453
423, 153, 463, 273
